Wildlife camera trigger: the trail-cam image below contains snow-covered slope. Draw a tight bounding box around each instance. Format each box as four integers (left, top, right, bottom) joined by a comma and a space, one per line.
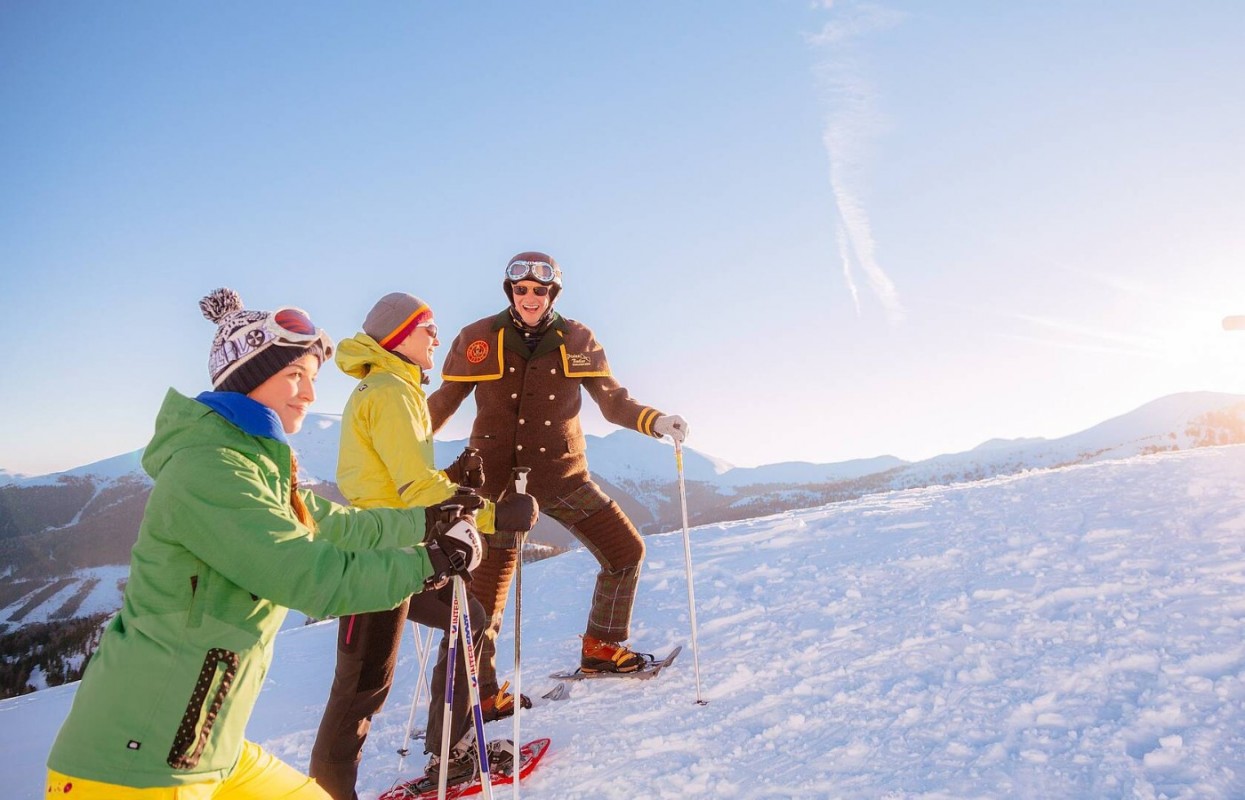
5, 445, 1243, 798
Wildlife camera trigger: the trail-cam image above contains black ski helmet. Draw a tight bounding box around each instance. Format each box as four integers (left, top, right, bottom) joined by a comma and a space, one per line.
503, 251, 562, 303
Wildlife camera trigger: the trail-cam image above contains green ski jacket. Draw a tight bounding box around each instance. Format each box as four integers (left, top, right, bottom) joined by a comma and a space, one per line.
48, 389, 436, 787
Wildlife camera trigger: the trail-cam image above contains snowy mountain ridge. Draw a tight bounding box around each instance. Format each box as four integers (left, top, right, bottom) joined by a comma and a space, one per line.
887, 391, 1245, 489
7, 391, 1243, 493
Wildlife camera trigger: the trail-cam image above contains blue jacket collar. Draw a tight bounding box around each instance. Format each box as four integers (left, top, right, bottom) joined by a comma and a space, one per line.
195, 391, 289, 444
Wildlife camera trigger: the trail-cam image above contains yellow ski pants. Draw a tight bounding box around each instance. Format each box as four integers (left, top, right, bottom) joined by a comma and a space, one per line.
46, 740, 329, 799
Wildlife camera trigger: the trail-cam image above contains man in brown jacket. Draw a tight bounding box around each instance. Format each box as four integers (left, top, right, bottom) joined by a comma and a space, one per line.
428, 251, 688, 712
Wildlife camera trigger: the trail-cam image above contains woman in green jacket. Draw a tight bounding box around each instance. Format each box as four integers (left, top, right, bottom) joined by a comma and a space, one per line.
45, 289, 481, 799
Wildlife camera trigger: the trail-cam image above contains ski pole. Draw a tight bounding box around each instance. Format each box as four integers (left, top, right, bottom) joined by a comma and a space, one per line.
396, 622, 437, 772
437, 574, 462, 800
455, 575, 495, 800
674, 440, 707, 705
510, 466, 531, 800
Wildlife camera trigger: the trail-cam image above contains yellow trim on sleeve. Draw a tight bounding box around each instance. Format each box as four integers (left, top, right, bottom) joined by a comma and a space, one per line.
637, 407, 659, 436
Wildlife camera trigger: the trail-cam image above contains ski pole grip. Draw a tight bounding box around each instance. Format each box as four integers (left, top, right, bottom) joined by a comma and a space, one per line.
512, 466, 531, 495
442, 503, 464, 523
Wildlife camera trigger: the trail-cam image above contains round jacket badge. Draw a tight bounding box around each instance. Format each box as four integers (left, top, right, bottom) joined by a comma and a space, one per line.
466, 339, 490, 364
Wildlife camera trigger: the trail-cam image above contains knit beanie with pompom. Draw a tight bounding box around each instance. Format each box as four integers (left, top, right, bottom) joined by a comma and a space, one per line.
200, 288, 333, 395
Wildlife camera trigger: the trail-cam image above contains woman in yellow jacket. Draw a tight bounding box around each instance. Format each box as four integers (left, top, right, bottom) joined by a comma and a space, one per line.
309, 293, 538, 799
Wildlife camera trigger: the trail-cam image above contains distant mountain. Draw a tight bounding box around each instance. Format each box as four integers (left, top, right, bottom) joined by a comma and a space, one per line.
3, 390, 1245, 685
0, 469, 27, 486
887, 391, 1245, 489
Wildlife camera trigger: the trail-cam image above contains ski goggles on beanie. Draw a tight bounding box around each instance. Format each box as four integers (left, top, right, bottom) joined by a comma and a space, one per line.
224, 307, 330, 352
505, 259, 558, 284
202, 289, 334, 394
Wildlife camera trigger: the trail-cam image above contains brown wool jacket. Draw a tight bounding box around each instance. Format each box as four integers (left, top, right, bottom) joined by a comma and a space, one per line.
427, 311, 664, 503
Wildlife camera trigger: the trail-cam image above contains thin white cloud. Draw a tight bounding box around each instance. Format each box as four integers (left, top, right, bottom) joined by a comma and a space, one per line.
835, 219, 860, 308
922, 296, 1167, 358
832, 177, 902, 320
1011, 312, 1160, 351
997, 332, 1161, 359
810, 2, 908, 46
812, 2, 907, 324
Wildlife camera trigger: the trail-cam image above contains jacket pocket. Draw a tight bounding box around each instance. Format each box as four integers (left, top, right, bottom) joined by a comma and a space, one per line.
186, 569, 207, 629
166, 648, 240, 770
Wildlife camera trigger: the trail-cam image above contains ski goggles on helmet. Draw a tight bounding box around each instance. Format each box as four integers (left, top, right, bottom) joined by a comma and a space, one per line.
505, 259, 558, 284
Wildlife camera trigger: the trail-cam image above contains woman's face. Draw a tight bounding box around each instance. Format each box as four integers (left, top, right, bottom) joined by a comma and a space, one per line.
511, 280, 551, 327
247, 352, 320, 434
394, 322, 439, 370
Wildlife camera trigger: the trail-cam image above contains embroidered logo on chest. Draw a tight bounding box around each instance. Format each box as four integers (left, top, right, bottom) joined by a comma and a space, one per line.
566, 352, 592, 369
466, 339, 490, 364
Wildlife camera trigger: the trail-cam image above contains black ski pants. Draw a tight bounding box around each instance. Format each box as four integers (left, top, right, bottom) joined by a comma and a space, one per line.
308, 584, 486, 800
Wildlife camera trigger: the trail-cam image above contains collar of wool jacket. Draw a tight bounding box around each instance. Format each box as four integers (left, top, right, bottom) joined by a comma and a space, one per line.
336, 333, 426, 386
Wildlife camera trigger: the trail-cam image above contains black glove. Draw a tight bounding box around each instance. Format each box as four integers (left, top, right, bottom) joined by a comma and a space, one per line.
446, 489, 487, 518
424, 518, 481, 590
495, 493, 539, 534
443, 447, 485, 490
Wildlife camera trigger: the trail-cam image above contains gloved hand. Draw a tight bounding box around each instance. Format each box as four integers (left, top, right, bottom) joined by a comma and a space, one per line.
443, 447, 486, 490
653, 414, 690, 443
426, 494, 483, 533
424, 518, 481, 590
448, 489, 486, 516
495, 493, 539, 534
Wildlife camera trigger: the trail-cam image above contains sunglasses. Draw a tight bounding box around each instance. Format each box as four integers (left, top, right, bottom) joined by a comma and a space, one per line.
506, 260, 557, 283
511, 285, 550, 297
416, 322, 438, 339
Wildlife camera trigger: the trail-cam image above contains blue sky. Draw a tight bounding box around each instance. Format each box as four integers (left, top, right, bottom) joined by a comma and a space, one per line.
2, 1, 1244, 476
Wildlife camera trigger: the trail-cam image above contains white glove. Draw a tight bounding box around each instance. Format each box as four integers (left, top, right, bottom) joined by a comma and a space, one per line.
425, 519, 482, 590
653, 414, 689, 443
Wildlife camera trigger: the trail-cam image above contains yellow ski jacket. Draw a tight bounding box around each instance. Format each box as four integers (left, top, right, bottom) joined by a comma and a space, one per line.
336, 334, 495, 531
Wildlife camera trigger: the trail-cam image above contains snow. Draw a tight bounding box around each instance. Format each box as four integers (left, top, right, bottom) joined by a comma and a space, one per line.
0, 566, 130, 627
4, 445, 1245, 797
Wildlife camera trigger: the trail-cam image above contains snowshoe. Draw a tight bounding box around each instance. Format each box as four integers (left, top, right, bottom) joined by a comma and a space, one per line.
406, 738, 515, 795
580, 635, 653, 674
